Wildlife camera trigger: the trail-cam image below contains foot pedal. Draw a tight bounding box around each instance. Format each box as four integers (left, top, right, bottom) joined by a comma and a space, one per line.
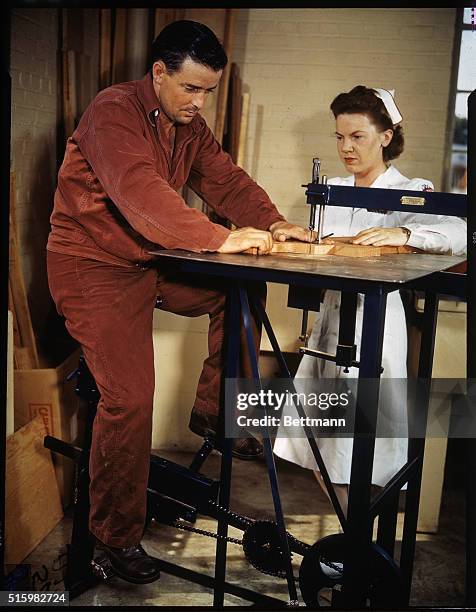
148, 454, 219, 514
91, 554, 115, 581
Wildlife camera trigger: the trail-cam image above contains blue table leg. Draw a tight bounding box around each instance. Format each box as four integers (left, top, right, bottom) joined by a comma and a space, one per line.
239, 287, 299, 606
400, 291, 439, 603
343, 290, 387, 606
213, 285, 240, 608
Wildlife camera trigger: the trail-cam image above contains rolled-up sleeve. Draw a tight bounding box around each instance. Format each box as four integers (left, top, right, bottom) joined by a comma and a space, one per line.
77, 99, 230, 253
394, 212, 467, 256
402, 216, 467, 255
187, 124, 285, 230
391, 178, 467, 256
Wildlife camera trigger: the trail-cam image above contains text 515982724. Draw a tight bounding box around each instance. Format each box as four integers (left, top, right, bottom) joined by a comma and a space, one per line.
0, 592, 69, 606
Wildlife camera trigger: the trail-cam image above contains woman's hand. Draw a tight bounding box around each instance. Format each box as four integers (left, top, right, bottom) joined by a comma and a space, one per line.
268, 221, 317, 243
351, 226, 410, 247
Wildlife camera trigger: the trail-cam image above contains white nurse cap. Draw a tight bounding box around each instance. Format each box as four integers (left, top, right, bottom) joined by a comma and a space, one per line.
372, 88, 403, 126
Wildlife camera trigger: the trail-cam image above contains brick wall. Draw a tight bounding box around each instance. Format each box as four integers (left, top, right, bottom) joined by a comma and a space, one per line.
232, 7, 457, 350
10, 9, 59, 359
10, 9, 99, 363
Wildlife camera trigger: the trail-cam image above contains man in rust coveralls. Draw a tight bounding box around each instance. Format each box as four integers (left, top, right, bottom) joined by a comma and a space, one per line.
46, 20, 311, 584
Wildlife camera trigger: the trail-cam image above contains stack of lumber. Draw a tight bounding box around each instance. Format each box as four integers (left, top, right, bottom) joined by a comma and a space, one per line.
99, 7, 186, 90
201, 10, 251, 225
154, 7, 187, 38
204, 58, 251, 226
214, 8, 237, 146
61, 9, 101, 137
9, 174, 82, 508
7, 174, 64, 563
224, 63, 249, 165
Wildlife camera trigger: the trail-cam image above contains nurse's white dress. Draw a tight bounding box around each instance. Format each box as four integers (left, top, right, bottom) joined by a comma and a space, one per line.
273, 165, 467, 486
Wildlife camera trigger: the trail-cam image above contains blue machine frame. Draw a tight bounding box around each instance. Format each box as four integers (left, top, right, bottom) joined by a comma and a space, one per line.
42, 181, 467, 607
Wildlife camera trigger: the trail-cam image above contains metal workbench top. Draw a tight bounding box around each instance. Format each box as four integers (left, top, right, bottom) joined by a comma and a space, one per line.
149, 249, 465, 286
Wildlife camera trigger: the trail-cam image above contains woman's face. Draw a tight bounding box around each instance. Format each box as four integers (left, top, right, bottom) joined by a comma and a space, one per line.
335, 113, 393, 176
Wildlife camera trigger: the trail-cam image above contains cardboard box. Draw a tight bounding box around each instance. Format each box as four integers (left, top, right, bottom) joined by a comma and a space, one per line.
408, 300, 466, 533
5, 415, 63, 565
14, 349, 84, 508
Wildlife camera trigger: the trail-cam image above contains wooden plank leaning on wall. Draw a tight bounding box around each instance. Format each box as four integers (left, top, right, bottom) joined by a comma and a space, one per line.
99, 9, 112, 90
154, 8, 187, 38
214, 8, 236, 146
8, 174, 40, 370
237, 91, 250, 168
111, 8, 127, 84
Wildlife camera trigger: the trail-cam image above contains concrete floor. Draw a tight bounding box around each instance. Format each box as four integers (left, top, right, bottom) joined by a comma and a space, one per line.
22, 449, 465, 608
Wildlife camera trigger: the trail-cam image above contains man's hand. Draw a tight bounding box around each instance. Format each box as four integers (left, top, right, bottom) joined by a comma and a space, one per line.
268, 221, 317, 243
351, 227, 410, 247
217, 227, 274, 254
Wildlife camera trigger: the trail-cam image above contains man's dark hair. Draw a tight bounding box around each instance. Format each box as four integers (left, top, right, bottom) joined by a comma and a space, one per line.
330, 85, 404, 162
150, 20, 228, 74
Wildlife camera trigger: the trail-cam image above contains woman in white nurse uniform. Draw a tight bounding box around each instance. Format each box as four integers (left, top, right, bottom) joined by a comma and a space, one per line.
273, 85, 467, 514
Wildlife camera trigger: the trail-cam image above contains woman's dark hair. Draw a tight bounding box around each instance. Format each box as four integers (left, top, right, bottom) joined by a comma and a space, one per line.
150, 20, 228, 74
330, 85, 404, 161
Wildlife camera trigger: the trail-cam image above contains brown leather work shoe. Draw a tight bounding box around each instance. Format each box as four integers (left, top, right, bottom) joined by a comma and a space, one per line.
189, 409, 220, 440
189, 409, 263, 460
95, 540, 161, 584
229, 436, 264, 460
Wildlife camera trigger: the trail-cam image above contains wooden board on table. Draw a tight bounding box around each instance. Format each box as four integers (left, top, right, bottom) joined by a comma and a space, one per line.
322, 236, 419, 256
244, 239, 419, 257
244, 241, 332, 256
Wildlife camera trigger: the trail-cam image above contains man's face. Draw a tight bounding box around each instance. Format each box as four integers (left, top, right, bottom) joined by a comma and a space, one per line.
152, 57, 222, 125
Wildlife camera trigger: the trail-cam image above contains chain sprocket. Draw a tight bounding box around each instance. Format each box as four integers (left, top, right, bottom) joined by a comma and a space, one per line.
242, 520, 305, 579
158, 499, 309, 580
